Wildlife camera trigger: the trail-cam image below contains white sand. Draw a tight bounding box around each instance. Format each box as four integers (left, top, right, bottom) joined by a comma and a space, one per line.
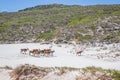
0, 43, 120, 70
0, 69, 11, 80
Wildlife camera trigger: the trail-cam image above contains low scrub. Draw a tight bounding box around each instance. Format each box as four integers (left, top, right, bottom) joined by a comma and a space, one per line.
10, 64, 120, 80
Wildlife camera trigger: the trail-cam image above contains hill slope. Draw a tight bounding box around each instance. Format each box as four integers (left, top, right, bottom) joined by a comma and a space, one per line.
0, 4, 120, 43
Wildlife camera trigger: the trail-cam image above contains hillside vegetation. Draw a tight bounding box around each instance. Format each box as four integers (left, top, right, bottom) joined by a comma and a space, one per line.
0, 4, 120, 43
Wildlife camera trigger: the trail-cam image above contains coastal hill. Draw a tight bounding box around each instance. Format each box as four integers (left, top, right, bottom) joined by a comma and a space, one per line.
0, 4, 120, 43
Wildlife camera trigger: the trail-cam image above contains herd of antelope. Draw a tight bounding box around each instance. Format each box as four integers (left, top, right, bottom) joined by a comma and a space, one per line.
20, 46, 83, 57
20, 48, 55, 56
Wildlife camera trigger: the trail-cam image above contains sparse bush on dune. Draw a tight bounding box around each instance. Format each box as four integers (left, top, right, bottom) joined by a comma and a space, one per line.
10, 64, 120, 80
10, 64, 52, 80
81, 66, 120, 80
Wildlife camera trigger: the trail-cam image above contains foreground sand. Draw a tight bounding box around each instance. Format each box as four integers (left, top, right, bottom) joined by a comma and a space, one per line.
0, 69, 11, 80
1, 64, 115, 80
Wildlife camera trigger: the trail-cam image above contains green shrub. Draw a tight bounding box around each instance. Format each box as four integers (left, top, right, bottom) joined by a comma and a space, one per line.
37, 32, 53, 40
77, 35, 93, 41
89, 24, 97, 30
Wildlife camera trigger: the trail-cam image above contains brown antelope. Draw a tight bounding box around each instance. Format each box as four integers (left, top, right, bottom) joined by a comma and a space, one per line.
20, 48, 29, 54
41, 49, 50, 56
76, 50, 83, 56
29, 49, 41, 56
29, 50, 34, 55
33, 49, 41, 56
40, 49, 54, 56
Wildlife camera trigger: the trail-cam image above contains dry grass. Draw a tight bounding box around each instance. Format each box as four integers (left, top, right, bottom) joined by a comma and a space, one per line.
10, 64, 119, 80
10, 64, 52, 80
0, 66, 12, 70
